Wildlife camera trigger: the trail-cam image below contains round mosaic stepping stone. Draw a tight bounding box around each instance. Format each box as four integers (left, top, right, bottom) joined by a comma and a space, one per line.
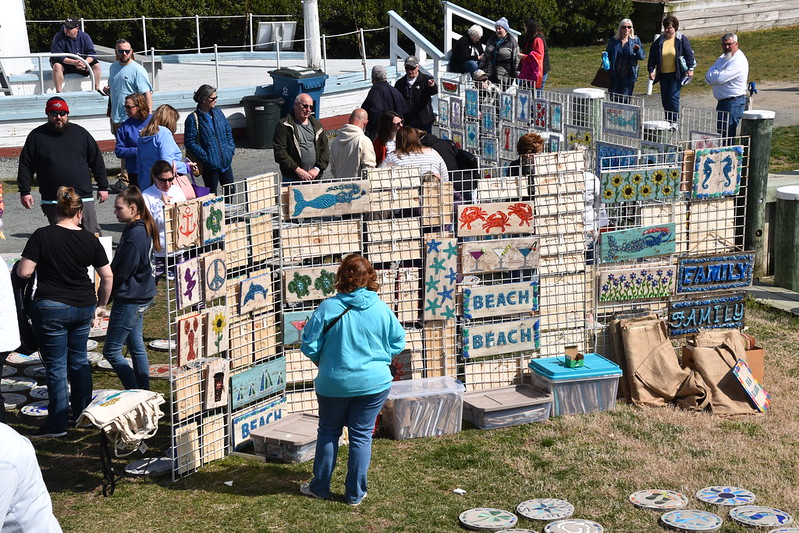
86, 351, 104, 365
660, 510, 722, 532
97, 358, 132, 371
730, 506, 793, 528
1, 376, 37, 393
6, 352, 42, 366
459, 508, 519, 531
22, 364, 47, 380
630, 489, 689, 510
29, 385, 49, 400
501, 530, 540, 533
517, 499, 575, 521
3, 393, 28, 410
769, 528, 799, 533
20, 400, 49, 418
86, 339, 98, 351
2, 365, 17, 377
696, 486, 756, 506
543, 519, 604, 533
149, 364, 171, 380
125, 457, 172, 477
149, 339, 175, 352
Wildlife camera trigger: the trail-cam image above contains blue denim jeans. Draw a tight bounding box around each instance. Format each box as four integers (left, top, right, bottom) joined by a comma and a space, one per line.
30, 299, 94, 432
202, 167, 235, 197
658, 72, 682, 122
103, 298, 153, 390
716, 95, 746, 139
309, 388, 390, 504
610, 76, 635, 101
463, 60, 479, 74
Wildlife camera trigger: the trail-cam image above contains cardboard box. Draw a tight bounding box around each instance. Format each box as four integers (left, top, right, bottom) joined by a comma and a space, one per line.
746, 347, 764, 384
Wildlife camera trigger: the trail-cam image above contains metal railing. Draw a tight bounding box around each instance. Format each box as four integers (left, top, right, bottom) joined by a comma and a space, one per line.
387, 10, 446, 81
441, 1, 521, 60
0, 53, 96, 94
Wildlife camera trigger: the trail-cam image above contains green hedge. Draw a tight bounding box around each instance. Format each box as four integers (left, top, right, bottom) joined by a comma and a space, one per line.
26, 0, 632, 58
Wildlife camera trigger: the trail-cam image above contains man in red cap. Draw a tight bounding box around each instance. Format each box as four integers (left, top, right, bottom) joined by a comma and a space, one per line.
17, 97, 108, 235
50, 16, 103, 92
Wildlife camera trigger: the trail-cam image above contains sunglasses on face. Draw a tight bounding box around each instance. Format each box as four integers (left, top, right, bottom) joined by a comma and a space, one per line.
298, 103, 314, 110
155, 176, 175, 183
207, 96, 218, 101
622, 26, 632, 29
49, 110, 68, 117
124, 104, 138, 110
116, 49, 132, 54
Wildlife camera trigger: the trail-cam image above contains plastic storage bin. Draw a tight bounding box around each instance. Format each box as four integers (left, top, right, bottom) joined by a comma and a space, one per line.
463, 384, 552, 429
382, 377, 464, 440
528, 353, 622, 416
249, 413, 322, 463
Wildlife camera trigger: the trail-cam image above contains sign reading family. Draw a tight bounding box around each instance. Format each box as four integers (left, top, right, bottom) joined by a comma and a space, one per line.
463, 319, 540, 359
668, 294, 745, 336
463, 280, 539, 319
676, 253, 755, 293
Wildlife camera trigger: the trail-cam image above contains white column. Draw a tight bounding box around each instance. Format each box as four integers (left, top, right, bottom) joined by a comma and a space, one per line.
303, 0, 322, 70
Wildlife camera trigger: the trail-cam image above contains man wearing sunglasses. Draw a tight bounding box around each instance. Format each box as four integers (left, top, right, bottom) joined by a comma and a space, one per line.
18, 97, 108, 235
104, 39, 153, 189
273, 93, 330, 182
50, 16, 103, 93
395, 56, 438, 133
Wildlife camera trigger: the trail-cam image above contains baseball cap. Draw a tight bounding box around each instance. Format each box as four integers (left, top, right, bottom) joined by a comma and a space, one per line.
472, 69, 489, 81
404, 56, 419, 69
64, 17, 79, 29
46, 97, 70, 114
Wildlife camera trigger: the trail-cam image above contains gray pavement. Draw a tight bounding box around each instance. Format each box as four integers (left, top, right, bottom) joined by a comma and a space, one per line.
0, 145, 281, 256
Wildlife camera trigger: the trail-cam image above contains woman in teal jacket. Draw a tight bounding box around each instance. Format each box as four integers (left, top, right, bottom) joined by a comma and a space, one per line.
300, 254, 405, 506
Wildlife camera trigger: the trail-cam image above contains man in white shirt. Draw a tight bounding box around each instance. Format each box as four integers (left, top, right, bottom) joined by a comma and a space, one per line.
329, 108, 376, 178
705, 33, 749, 138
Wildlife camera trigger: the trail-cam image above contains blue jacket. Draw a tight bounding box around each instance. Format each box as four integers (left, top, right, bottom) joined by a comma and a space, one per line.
111, 220, 156, 303
606, 36, 646, 82
50, 28, 96, 65
136, 126, 188, 190
647, 32, 696, 83
301, 287, 406, 397
184, 107, 235, 172
114, 114, 151, 177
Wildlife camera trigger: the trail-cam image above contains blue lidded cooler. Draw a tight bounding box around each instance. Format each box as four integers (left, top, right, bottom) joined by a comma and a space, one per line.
528, 353, 622, 416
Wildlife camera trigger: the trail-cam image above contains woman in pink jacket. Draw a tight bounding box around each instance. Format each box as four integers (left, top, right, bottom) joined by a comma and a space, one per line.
518, 18, 545, 91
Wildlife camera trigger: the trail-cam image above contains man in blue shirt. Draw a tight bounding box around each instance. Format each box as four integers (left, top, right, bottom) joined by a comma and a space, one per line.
50, 16, 103, 93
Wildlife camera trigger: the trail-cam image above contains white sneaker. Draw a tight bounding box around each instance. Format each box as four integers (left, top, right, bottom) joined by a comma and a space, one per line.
300, 480, 326, 500
347, 492, 367, 507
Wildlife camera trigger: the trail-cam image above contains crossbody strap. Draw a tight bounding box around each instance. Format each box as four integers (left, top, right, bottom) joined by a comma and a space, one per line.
322, 305, 353, 335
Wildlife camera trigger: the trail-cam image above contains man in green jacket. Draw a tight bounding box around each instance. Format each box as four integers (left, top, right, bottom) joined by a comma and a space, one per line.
273, 93, 330, 182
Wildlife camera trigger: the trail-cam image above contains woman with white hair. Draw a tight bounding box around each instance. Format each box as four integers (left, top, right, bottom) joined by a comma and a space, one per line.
450, 24, 484, 74
606, 18, 646, 102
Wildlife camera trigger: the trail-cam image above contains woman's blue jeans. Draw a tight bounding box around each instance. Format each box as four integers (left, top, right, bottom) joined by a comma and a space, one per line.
103, 298, 153, 390
658, 72, 682, 122
202, 167, 235, 197
30, 299, 94, 432
463, 60, 479, 74
309, 388, 390, 504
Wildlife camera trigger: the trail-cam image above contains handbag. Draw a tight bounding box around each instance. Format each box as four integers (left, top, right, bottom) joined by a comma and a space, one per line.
174, 173, 211, 200
591, 67, 611, 88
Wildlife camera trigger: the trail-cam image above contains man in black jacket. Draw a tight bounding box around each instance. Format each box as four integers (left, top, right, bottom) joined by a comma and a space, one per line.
17, 97, 108, 235
362, 65, 407, 139
395, 56, 438, 133
273, 93, 330, 182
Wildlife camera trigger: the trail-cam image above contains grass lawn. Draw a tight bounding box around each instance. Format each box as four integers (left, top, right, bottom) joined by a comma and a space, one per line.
3, 301, 794, 532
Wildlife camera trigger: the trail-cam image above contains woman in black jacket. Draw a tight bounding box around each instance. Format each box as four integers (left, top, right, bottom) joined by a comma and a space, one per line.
450, 25, 484, 74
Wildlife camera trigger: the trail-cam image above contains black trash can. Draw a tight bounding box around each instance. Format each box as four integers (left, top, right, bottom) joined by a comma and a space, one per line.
241, 95, 284, 149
